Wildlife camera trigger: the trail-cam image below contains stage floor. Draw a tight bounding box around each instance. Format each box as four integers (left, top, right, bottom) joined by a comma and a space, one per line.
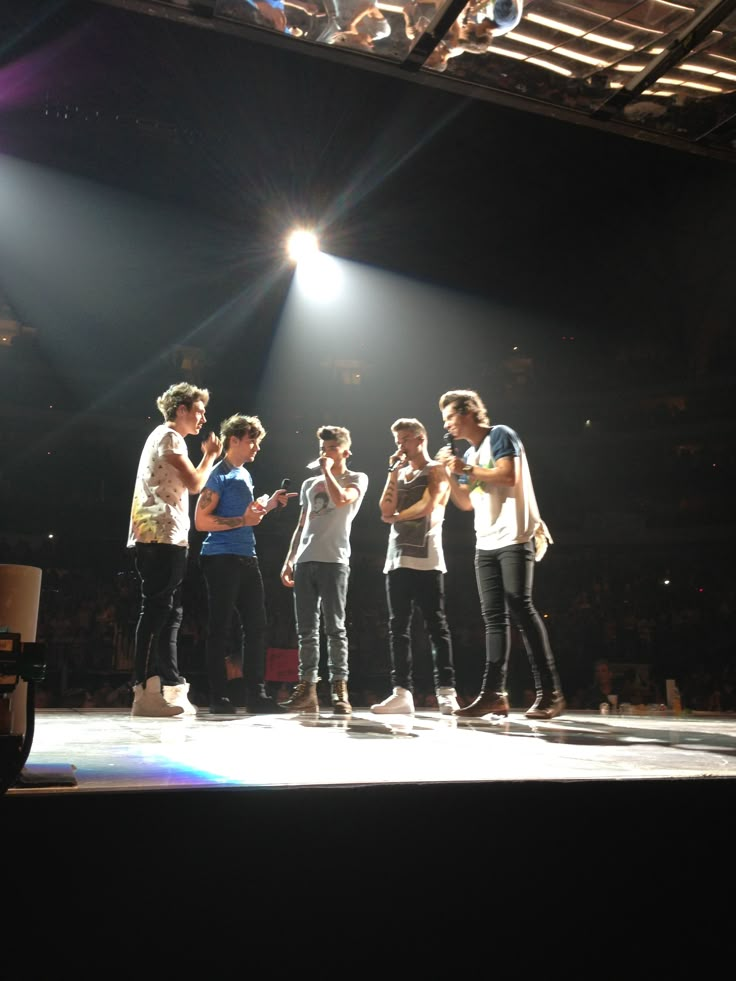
8, 704, 736, 794
6, 704, 736, 943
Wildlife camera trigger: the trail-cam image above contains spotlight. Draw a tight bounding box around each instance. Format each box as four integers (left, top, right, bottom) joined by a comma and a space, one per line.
294, 251, 343, 301
286, 229, 319, 263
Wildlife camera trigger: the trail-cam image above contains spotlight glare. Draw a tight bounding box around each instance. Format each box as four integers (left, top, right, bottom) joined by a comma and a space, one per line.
287, 229, 319, 263
294, 252, 342, 301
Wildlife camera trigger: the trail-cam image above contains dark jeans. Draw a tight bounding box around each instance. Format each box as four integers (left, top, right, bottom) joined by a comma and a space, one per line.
201, 553, 266, 700
132, 542, 188, 687
385, 567, 456, 691
475, 541, 561, 695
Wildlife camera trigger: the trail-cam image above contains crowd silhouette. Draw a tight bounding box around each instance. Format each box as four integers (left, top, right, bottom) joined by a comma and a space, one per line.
5, 530, 733, 715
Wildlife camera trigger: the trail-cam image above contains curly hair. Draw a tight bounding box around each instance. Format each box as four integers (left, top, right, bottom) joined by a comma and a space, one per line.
156, 383, 210, 422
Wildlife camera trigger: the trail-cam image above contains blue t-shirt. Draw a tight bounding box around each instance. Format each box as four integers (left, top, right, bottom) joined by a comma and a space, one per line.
200, 459, 257, 557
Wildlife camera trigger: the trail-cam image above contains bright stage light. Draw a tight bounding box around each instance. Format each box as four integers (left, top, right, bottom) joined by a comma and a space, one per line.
286, 229, 319, 263
294, 251, 343, 301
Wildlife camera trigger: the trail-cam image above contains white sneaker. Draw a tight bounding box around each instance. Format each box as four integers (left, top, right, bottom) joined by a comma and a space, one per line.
371, 686, 414, 715
436, 686, 460, 715
163, 680, 197, 716
131, 676, 184, 718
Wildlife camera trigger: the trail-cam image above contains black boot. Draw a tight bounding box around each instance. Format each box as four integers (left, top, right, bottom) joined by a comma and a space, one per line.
245, 684, 288, 714
454, 690, 509, 718
525, 689, 566, 720
209, 695, 237, 715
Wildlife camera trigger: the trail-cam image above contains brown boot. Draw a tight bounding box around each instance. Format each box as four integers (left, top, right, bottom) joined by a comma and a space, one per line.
454, 690, 509, 718
279, 679, 320, 713
331, 679, 352, 715
525, 690, 566, 720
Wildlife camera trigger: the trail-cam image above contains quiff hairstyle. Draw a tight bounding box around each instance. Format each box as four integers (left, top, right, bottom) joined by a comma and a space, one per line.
156, 382, 210, 422
438, 389, 491, 428
317, 425, 351, 451
391, 418, 427, 439
220, 414, 266, 452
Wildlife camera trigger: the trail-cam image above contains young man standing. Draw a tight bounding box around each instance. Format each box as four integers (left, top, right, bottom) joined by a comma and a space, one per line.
371, 418, 459, 716
280, 425, 368, 714
438, 389, 565, 720
128, 382, 222, 718
195, 413, 296, 714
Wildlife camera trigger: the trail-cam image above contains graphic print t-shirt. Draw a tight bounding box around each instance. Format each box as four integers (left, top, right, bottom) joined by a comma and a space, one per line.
128, 425, 189, 547
293, 469, 368, 565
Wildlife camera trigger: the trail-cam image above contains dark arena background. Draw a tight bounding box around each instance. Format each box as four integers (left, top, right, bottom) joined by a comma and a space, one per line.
1, 0, 735, 948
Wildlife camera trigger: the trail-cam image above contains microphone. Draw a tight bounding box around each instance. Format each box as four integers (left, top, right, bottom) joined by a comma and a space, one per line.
274, 477, 292, 512
306, 459, 321, 470
388, 458, 402, 473
443, 431, 456, 456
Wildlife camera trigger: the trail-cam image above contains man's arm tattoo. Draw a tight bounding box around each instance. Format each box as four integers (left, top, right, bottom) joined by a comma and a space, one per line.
214, 515, 244, 528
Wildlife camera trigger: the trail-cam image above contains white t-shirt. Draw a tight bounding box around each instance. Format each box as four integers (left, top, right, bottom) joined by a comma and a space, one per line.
465, 425, 543, 551
127, 424, 190, 547
294, 469, 368, 565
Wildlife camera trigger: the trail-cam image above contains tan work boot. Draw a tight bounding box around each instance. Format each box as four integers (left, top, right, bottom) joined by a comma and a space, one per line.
331, 679, 352, 715
279, 679, 320, 713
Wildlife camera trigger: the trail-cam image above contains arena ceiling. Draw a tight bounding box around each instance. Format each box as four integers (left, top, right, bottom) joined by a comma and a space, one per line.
78, 0, 736, 164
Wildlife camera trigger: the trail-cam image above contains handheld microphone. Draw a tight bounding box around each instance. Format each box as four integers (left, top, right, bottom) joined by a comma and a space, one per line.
443, 431, 456, 456
388, 458, 402, 473
306, 458, 321, 471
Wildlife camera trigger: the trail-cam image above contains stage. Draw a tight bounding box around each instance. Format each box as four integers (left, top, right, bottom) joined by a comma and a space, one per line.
5, 705, 735, 941
8, 705, 736, 794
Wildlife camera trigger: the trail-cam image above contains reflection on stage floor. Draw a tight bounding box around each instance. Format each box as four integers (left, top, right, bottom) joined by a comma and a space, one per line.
9, 706, 736, 795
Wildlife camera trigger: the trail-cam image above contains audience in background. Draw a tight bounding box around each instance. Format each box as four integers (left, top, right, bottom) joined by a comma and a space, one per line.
578, 658, 622, 710
2, 533, 733, 714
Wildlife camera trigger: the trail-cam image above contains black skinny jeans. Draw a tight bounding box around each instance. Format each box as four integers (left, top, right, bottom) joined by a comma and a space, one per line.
474, 541, 561, 696
385, 567, 456, 691
133, 542, 188, 687
200, 553, 267, 700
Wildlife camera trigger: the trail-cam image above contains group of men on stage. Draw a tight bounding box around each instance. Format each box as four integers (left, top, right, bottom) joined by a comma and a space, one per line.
127, 382, 565, 721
